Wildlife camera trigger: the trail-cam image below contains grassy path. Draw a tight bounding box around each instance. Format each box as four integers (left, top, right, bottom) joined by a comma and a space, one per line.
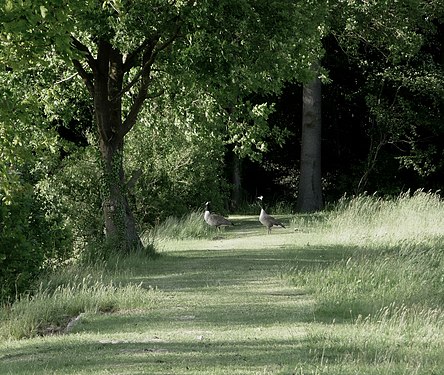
1, 217, 326, 374
4, 211, 444, 374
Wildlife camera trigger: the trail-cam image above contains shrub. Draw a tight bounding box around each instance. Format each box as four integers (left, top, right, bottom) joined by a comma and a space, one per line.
0, 185, 72, 302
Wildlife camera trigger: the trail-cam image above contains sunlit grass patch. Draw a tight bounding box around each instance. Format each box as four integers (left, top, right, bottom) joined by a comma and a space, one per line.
144, 211, 212, 241
320, 190, 444, 249
0, 274, 159, 340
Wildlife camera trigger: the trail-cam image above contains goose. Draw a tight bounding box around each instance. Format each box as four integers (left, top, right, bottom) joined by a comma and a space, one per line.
257, 196, 285, 234
204, 201, 234, 230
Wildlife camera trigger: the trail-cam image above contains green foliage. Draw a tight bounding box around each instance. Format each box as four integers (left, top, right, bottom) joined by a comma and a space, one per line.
36, 144, 104, 256
0, 186, 72, 303
329, 2, 444, 190
332, 0, 426, 63
125, 87, 229, 224
0, 66, 73, 303
2, 0, 331, 254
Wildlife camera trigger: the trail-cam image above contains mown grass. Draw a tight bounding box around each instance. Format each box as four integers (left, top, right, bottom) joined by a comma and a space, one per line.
1, 190, 443, 374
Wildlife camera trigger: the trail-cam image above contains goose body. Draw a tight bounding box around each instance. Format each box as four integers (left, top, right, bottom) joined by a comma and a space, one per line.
204, 202, 234, 230
257, 196, 285, 234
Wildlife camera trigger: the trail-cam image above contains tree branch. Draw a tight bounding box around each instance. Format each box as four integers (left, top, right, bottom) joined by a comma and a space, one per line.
70, 36, 97, 97
114, 22, 181, 102
72, 59, 94, 96
119, 23, 182, 136
113, 39, 159, 101
122, 34, 159, 72
70, 36, 97, 72
125, 169, 143, 191
54, 72, 78, 85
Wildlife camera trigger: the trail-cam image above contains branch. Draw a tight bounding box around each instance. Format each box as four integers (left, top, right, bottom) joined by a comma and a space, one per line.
114, 39, 158, 101
54, 72, 78, 85
120, 23, 182, 135
125, 169, 143, 191
121, 75, 151, 137
122, 34, 159, 71
114, 22, 181, 101
70, 37, 97, 97
72, 59, 94, 96
70, 36, 97, 72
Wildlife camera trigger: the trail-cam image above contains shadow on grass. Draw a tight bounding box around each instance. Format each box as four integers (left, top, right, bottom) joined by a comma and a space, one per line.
0, 334, 315, 374
124, 242, 370, 289
110, 242, 381, 327
3, 328, 442, 375
2, 215, 444, 374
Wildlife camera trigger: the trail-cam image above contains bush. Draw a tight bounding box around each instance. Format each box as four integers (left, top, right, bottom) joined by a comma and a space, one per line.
0, 185, 72, 303
36, 144, 105, 255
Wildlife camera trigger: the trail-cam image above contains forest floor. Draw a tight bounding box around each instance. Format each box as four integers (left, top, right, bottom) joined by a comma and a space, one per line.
1, 214, 443, 374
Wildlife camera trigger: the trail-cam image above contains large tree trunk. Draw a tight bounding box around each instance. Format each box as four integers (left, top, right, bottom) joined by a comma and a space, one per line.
93, 40, 142, 252
297, 72, 323, 212
100, 140, 142, 252
71, 31, 179, 253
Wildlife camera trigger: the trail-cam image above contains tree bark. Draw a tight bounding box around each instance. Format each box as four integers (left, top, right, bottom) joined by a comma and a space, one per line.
231, 154, 242, 210
91, 39, 143, 252
71, 26, 180, 253
297, 72, 323, 212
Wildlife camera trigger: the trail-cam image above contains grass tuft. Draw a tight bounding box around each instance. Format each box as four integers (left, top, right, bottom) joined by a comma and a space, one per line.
144, 211, 214, 240
0, 271, 158, 340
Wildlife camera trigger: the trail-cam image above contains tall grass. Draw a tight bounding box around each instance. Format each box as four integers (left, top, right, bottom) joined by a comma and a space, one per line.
144, 211, 211, 241
320, 190, 444, 250
288, 190, 444, 332
0, 268, 159, 340
286, 190, 444, 374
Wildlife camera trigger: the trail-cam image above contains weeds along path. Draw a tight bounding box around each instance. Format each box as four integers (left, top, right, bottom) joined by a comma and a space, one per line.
1, 219, 326, 375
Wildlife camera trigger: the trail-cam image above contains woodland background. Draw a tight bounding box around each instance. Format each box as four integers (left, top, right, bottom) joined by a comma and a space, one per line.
1, 0, 444, 301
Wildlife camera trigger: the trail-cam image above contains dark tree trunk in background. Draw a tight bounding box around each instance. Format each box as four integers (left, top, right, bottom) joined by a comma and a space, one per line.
297, 72, 323, 212
231, 154, 242, 210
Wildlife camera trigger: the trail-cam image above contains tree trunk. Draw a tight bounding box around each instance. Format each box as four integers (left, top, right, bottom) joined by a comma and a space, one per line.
71, 32, 179, 253
100, 140, 142, 252
297, 72, 323, 212
231, 154, 242, 210
93, 40, 142, 252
